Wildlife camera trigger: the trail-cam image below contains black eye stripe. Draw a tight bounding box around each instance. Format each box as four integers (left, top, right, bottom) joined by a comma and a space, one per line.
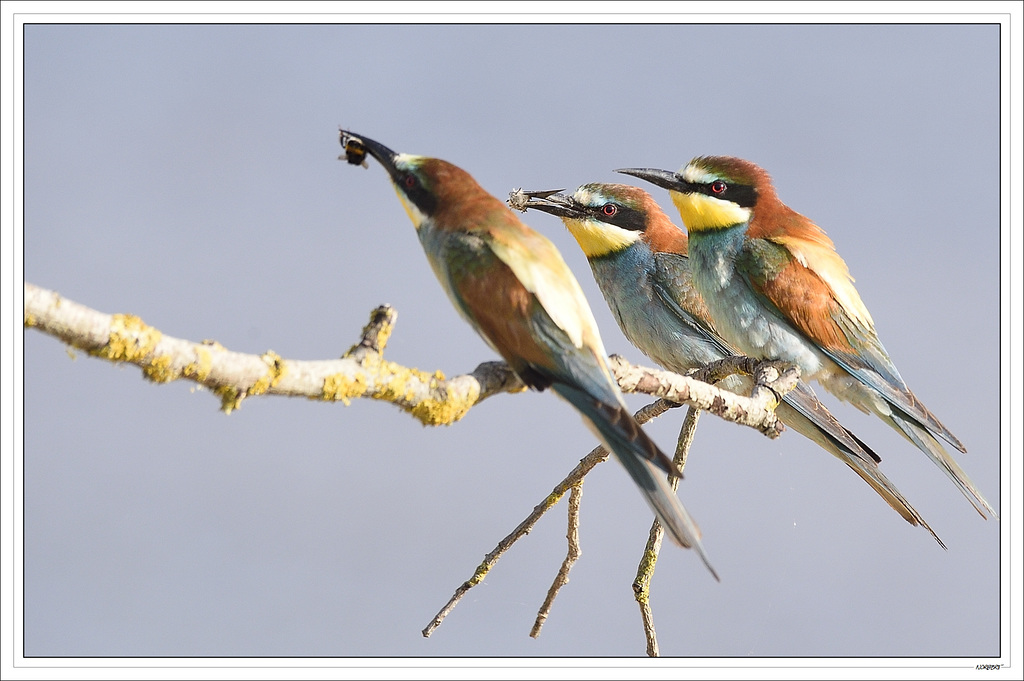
395, 171, 437, 215
690, 179, 758, 208
589, 202, 646, 232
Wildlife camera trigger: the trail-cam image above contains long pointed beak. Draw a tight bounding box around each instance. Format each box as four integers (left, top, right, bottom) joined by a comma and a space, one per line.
616, 167, 688, 193
339, 129, 402, 179
507, 188, 580, 219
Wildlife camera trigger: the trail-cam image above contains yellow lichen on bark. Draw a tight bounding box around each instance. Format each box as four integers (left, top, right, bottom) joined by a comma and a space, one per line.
216, 386, 243, 414
182, 346, 213, 382
142, 354, 177, 383
92, 314, 162, 363
362, 313, 394, 352
322, 356, 476, 425
322, 369, 366, 406
249, 351, 287, 396
409, 384, 479, 426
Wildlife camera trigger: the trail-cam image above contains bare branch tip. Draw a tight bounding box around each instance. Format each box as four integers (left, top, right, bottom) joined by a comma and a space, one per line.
346, 305, 398, 357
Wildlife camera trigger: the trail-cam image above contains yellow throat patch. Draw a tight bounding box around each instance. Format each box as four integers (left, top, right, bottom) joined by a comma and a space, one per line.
671, 191, 751, 232
562, 217, 640, 258
394, 184, 426, 229
565, 216, 634, 256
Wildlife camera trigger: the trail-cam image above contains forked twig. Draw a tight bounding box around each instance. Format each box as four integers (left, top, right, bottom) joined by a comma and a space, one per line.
421, 399, 679, 637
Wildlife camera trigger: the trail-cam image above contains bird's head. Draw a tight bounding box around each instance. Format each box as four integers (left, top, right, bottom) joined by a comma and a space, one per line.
339, 129, 490, 230
618, 157, 776, 233
511, 182, 684, 258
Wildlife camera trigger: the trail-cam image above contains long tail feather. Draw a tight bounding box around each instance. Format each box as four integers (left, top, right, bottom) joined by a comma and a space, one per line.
782, 383, 882, 464
777, 387, 946, 547
776, 401, 945, 548
886, 411, 998, 519
552, 383, 719, 580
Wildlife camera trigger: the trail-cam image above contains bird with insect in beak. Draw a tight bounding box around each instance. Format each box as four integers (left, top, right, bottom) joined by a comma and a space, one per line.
618, 159, 996, 520
512, 183, 944, 545
337, 130, 718, 579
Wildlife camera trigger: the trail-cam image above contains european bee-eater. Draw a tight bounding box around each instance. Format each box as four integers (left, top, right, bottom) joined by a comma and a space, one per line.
619, 159, 996, 519
514, 183, 943, 545
337, 131, 717, 578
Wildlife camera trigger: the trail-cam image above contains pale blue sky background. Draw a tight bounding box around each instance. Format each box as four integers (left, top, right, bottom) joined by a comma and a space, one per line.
21, 20, 1005, 663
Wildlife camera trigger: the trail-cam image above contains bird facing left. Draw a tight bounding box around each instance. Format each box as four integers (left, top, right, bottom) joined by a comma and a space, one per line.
337, 129, 718, 579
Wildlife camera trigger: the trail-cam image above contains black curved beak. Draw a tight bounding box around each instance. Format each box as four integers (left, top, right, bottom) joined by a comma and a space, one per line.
616, 167, 689, 193
506, 188, 581, 219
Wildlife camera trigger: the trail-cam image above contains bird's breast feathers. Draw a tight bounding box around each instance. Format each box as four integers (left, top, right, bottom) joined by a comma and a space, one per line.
687, 232, 825, 372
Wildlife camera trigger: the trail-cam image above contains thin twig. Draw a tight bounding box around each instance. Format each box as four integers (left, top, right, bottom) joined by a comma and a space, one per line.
671, 407, 702, 477
530, 482, 582, 638
635, 518, 666, 658
633, 406, 702, 657
422, 399, 677, 637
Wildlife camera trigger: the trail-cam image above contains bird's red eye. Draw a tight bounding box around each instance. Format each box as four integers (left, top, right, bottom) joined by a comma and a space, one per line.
711, 180, 727, 194
403, 174, 416, 189
602, 203, 618, 216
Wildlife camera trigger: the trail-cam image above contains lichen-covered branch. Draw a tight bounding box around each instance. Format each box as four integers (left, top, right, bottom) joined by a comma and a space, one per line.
24, 282, 525, 422
24, 282, 797, 433
26, 281, 802, 653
